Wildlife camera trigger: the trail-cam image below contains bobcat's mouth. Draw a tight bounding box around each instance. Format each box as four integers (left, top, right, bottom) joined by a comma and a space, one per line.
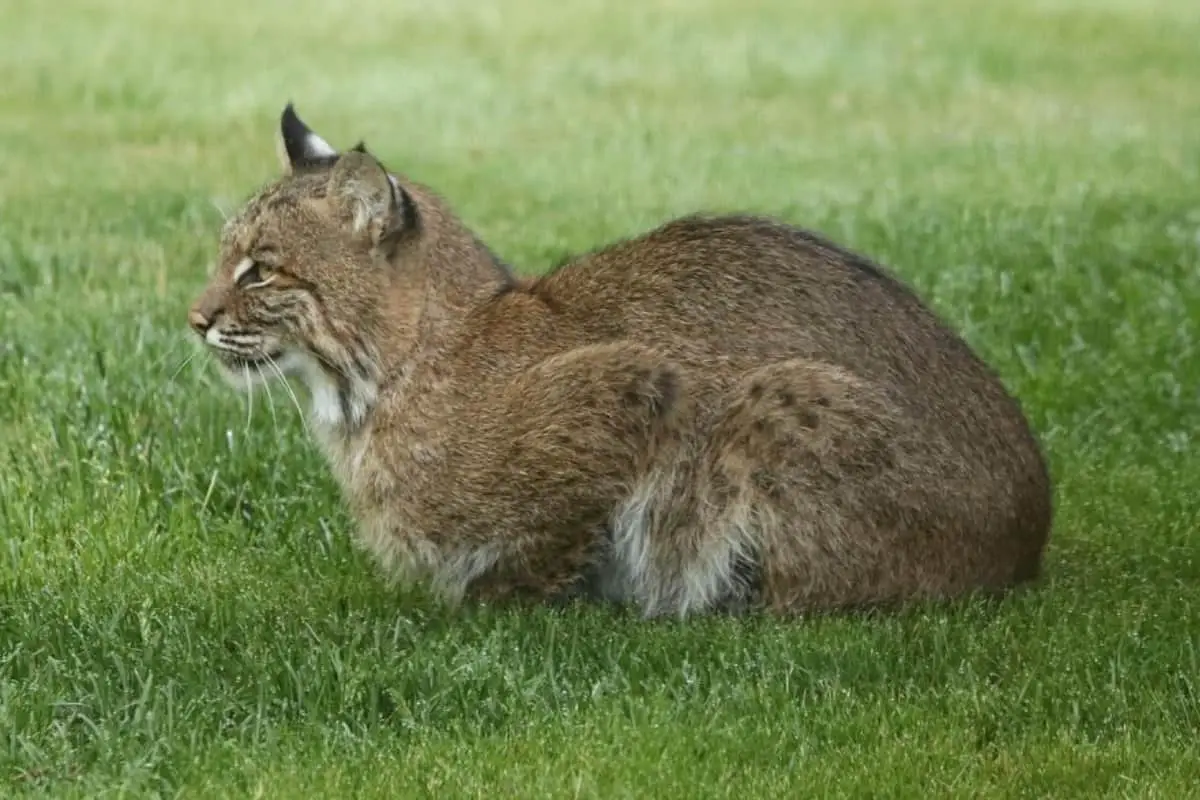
215, 349, 285, 371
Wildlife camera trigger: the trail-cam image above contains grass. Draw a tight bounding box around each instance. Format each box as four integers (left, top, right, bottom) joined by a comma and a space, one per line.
2, 0, 1199, 795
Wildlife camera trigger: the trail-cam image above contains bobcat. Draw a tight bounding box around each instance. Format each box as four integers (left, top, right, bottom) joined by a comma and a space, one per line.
187, 104, 1052, 617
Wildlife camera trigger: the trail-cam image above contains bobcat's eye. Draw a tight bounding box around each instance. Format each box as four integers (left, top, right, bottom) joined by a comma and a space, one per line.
234, 259, 268, 289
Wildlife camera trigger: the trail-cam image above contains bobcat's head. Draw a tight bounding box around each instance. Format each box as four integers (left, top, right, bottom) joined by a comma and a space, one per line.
188, 104, 509, 430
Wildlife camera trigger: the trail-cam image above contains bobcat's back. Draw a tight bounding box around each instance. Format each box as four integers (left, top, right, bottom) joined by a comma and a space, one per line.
506, 213, 1052, 545
525, 214, 1021, 417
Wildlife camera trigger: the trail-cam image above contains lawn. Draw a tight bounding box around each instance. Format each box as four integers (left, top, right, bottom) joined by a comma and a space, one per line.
2, 0, 1199, 795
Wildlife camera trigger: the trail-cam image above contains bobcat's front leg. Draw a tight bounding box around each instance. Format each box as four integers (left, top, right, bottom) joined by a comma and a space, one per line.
441, 341, 686, 606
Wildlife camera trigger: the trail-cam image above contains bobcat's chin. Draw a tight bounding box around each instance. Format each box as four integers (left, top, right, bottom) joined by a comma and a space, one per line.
211, 347, 293, 391
211, 345, 377, 431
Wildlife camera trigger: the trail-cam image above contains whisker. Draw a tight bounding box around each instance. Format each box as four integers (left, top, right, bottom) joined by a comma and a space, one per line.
148, 336, 192, 376
168, 351, 199, 385
256, 363, 280, 436
265, 354, 309, 435
243, 365, 255, 437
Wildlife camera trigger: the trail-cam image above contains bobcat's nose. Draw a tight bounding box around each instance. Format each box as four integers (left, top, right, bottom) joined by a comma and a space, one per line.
188, 308, 213, 336
190, 289, 226, 338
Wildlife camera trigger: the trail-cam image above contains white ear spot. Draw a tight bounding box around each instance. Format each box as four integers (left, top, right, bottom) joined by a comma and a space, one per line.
304, 132, 337, 159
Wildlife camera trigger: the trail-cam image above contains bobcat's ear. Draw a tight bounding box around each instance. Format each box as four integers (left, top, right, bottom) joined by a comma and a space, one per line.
326, 149, 416, 248
278, 103, 338, 174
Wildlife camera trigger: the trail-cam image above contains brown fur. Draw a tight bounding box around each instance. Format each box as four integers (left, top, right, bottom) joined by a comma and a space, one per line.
186, 106, 1052, 617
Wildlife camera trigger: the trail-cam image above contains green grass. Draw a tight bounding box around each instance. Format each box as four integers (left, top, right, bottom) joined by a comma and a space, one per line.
2, 0, 1200, 795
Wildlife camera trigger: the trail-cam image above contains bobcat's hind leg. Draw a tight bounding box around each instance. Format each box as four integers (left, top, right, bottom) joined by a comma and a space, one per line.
615, 358, 910, 617
698, 357, 1035, 614
703, 359, 907, 613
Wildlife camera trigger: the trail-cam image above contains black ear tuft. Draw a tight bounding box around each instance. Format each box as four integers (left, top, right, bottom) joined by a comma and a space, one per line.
279, 102, 338, 170
350, 140, 369, 154
280, 102, 310, 164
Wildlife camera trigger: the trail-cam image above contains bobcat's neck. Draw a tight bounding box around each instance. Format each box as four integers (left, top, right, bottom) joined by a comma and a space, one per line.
308, 222, 514, 438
